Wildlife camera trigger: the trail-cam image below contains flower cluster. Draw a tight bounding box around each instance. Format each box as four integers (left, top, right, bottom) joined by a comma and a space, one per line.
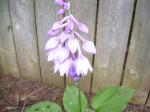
45, 0, 96, 82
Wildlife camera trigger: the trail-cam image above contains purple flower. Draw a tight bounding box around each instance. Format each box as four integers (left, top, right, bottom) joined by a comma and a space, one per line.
45, 1, 96, 82
55, 0, 70, 15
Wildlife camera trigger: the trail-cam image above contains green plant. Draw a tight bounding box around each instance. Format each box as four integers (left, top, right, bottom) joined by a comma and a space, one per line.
25, 101, 61, 112
91, 87, 135, 112
26, 86, 134, 112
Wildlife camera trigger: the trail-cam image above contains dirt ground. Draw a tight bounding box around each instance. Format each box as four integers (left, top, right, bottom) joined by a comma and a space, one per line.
0, 75, 149, 112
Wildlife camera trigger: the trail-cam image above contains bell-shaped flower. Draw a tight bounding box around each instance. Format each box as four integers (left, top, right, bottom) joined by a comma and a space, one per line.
45, 1, 96, 82
48, 17, 69, 36
67, 36, 79, 54
45, 37, 59, 51
76, 55, 93, 76
54, 59, 70, 76
70, 15, 89, 33
82, 40, 96, 54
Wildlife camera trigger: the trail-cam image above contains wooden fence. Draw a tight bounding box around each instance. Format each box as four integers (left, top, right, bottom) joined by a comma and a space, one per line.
0, 0, 150, 105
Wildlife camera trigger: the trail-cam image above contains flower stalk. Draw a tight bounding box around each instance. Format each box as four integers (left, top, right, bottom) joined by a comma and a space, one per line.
76, 80, 81, 112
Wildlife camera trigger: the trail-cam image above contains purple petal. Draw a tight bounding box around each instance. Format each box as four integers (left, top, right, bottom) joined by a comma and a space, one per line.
59, 32, 68, 43
78, 23, 89, 33
66, 16, 74, 31
69, 63, 80, 81
64, 2, 70, 10
55, 0, 64, 6
57, 9, 65, 15
70, 15, 88, 33
47, 29, 60, 36
82, 40, 96, 54
51, 21, 62, 31
67, 37, 79, 54
45, 37, 59, 51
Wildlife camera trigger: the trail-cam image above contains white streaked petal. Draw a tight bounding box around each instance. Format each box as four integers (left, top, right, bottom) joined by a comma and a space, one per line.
47, 50, 57, 62
45, 37, 59, 51
82, 40, 96, 54
59, 60, 70, 76
58, 47, 69, 63
76, 55, 93, 76
67, 37, 79, 54
53, 60, 60, 74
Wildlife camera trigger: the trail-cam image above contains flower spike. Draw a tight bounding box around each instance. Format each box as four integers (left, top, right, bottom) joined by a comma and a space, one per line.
45, 0, 96, 82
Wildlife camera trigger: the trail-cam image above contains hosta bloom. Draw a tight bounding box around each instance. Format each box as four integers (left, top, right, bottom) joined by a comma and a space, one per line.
45, 0, 96, 82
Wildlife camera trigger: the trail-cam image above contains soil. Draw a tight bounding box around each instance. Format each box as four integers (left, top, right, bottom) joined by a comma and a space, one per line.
0, 74, 150, 112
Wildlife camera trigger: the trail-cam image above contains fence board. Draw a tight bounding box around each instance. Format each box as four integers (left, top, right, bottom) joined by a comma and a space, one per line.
148, 97, 150, 106
122, 0, 150, 105
9, 0, 41, 80
92, 0, 134, 92
0, 0, 19, 77
35, 0, 64, 88
66, 0, 97, 92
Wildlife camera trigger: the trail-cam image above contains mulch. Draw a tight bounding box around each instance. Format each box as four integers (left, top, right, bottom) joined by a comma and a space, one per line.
0, 74, 149, 112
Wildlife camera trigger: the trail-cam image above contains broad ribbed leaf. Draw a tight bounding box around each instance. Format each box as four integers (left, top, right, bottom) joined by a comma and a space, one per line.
63, 85, 88, 112
91, 87, 134, 112
25, 101, 61, 112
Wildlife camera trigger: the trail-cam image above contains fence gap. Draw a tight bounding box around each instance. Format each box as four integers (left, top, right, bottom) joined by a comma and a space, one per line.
90, 0, 99, 94
120, 0, 138, 86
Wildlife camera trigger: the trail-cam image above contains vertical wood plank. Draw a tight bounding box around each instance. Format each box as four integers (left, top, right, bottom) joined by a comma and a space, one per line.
92, 0, 134, 92
123, 0, 150, 105
0, 0, 19, 77
147, 97, 150, 107
9, 0, 41, 80
66, 0, 97, 92
35, 0, 64, 88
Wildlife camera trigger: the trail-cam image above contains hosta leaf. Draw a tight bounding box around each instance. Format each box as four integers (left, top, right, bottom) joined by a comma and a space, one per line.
63, 85, 88, 112
25, 101, 61, 112
91, 86, 134, 112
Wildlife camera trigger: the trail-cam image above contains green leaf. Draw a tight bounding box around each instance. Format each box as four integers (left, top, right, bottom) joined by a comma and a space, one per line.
63, 85, 88, 112
25, 101, 62, 112
91, 86, 134, 112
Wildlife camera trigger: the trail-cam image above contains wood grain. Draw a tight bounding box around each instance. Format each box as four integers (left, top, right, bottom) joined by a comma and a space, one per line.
35, 0, 64, 88
9, 0, 41, 80
0, 0, 19, 77
122, 0, 150, 105
92, 0, 134, 92
66, 0, 97, 92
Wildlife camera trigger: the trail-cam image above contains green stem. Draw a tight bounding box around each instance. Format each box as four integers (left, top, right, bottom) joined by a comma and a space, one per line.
68, 1, 71, 15
76, 80, 81, 112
